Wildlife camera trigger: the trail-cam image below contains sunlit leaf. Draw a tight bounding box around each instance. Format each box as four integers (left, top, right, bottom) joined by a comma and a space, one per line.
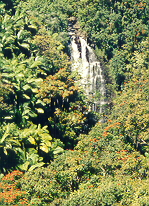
23, 84, 31, 91
4, 116, 13, 120
36, 99, 46, 106
30, 61, 42, 68
28, 111, 37, 118
36, 108, 44, 113
31, 88, 38, 93
19, 43, 30, 49
23, 94, 30, 99
40, 144, 49, 153
17, 29, 23, 39
53, 146, 64, 154
28, 137, 36, 145
28, 162, 45, 171
19, 161, 30, 171
0, 125, 10, 143
28, 25, 38, 30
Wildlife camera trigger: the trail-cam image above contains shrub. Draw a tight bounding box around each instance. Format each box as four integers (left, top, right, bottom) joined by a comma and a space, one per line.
0, 170, 27, 205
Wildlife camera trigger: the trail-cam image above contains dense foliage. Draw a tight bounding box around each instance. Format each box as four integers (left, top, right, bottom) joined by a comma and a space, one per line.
0, 0, 149, 205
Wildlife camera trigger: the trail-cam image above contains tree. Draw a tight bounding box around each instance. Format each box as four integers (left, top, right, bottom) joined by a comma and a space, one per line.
111, 40, 149, 153
37, 68, 95, 147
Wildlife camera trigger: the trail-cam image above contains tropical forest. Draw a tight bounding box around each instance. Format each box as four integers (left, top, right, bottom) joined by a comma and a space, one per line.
0, 0, 149, 205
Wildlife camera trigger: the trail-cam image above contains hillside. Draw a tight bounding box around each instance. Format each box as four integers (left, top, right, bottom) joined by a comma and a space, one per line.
0, 0, 149, 205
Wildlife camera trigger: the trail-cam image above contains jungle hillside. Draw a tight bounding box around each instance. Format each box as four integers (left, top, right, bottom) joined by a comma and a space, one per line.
0, 0, 149, 205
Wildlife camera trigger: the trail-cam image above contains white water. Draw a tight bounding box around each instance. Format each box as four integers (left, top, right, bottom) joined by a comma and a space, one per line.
71, 35, 107, 113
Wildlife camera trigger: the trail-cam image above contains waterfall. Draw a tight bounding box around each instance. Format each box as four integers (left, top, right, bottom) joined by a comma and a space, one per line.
70, 35, 107, 113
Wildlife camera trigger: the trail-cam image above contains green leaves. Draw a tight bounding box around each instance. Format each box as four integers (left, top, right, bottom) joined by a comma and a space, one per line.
0, 0, 148, 205
0, 55, 45, 125
111, 41, 149, 152
0, 123, 52, 173
30, 60, 42, 69
20, 123, 52, 153
53, 146, 64, 155
0, 125, 10, 144
37, 68, 91, 143
28, 162, 45, 171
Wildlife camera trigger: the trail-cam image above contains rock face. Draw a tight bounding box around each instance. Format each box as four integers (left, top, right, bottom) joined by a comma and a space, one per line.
69, 19, 107, 113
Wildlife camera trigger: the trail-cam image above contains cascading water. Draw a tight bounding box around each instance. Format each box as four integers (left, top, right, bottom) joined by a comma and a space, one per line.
71, 36, 90, 90
70, 27, 107, 114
